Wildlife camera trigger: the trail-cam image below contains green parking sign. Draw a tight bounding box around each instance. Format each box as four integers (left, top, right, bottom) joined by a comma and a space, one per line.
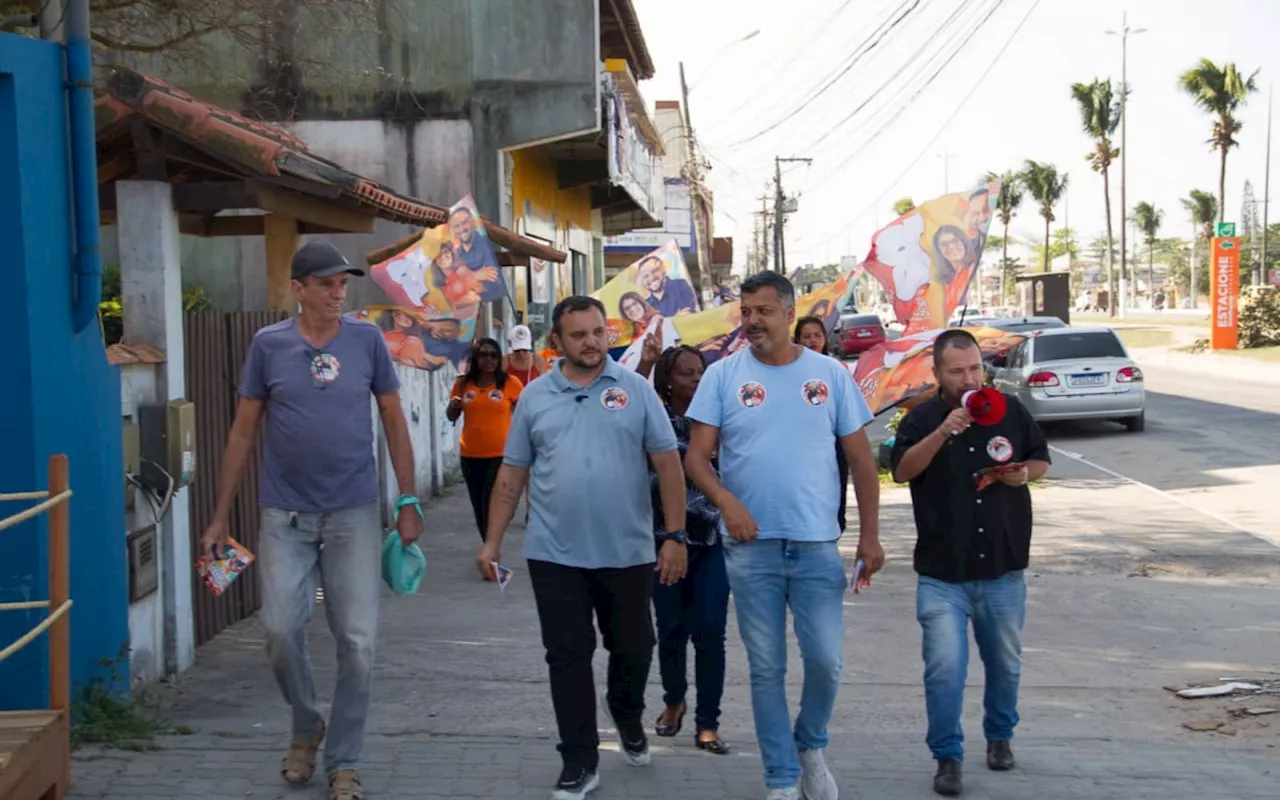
1216, 221, 1236, 237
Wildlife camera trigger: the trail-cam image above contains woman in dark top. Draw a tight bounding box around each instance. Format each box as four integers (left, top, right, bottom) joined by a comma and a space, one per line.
643, 345, 732, 754
794, 315, 850, 531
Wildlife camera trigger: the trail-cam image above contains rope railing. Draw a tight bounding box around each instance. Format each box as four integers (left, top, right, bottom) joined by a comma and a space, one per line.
0, 454, 72, 712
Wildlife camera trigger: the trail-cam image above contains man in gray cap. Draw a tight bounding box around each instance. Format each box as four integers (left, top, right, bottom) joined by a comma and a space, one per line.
200, 241, 423, 800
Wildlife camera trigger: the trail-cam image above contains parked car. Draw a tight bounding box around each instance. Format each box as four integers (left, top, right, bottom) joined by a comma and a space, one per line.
833, 313, 886, 357
990, 326, 1145, 431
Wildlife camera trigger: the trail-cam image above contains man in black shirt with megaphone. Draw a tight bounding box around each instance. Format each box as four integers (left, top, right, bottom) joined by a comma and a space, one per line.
890, 328, 1050, 797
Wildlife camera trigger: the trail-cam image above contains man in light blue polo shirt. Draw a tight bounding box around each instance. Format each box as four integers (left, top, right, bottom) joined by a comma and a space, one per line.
478, 295, 688, 800
685, 272, 883, 800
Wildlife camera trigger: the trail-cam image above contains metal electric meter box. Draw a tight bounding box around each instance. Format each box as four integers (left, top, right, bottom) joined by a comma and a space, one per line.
138, 399, 197, 493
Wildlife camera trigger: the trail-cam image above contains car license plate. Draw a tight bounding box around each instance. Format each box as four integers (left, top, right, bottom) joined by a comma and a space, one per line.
856, 330, 872, 337
1069, 373, 1106, 387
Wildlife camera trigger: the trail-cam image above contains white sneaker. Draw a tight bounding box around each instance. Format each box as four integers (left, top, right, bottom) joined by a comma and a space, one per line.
766, 788, 801, 800
800, 748, 838, 800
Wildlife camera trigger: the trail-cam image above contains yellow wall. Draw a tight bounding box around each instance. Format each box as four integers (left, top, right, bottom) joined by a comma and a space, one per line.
510, 147, 594, 235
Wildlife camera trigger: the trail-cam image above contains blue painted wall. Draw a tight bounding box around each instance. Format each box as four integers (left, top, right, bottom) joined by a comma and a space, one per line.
0, 33, 129, 709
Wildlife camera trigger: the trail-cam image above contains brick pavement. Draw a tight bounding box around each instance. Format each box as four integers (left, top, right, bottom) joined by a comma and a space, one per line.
66, 468, 1279, 800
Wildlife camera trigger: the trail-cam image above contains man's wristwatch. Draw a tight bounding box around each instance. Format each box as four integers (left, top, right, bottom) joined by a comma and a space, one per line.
666, 529, 689, 545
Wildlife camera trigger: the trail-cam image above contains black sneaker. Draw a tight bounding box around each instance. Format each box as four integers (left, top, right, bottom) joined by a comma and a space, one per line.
552, 766, 599, 800
933, 758, 962, 796
617, 725, 651, 766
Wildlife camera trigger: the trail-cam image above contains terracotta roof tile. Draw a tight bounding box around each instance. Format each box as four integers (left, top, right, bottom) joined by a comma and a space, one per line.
106, 342, 167, 366
96, 68, 566, 263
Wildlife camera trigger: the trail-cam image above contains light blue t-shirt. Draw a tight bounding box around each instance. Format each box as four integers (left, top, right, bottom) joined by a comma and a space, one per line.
686, 346, 873, 542
504, 357, 678, 569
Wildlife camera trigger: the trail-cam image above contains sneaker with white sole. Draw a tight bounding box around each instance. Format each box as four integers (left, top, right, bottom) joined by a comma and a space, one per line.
552, 766, 599, 800
603, 691, 651, 766
765, 787, 801, 800
800, 748, 839, 800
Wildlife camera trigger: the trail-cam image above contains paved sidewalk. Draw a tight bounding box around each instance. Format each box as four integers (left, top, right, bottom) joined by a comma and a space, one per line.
67, 468, 1279, 800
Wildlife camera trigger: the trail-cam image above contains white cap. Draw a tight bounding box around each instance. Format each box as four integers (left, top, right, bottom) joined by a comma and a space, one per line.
508, 324, 533, 351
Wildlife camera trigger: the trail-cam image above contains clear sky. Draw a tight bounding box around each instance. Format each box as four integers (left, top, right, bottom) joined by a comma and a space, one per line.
632, 0, 1280, 270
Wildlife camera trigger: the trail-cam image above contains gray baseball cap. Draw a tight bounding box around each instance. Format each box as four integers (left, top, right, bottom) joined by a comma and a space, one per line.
290, 241, 366, 280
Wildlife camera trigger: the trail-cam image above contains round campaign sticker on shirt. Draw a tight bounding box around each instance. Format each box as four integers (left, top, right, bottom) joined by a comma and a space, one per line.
463, 388, 477, 403
310, 353, 341, 385
737, 382, 767, 408
802, 379, 830, 406
601, 387, 629, 410
987, 435, 1014, 463
488, 388, 504, 402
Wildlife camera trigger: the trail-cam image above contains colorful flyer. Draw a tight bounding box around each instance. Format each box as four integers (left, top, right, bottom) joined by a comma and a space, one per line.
490, 561, 513, 591
195, 538, 256, 597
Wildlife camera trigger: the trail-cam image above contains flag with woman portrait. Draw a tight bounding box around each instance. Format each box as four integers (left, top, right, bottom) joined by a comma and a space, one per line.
593, 240, 700, 352
358, 194, 506, 371
861, 180, 998, 336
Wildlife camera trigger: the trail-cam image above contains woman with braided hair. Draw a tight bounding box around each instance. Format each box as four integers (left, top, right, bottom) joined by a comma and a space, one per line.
644, 345, 732, 754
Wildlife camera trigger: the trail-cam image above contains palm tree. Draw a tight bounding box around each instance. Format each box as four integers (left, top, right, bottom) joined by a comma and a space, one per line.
1070, 79, 1122, 315
983, 170, 1024, 300
1180, 189, 1218, 303
1179, 59, 1260, 222
893, 197, 916, 216
1130, 201, 1165, 297
1019, 160, 1069, 273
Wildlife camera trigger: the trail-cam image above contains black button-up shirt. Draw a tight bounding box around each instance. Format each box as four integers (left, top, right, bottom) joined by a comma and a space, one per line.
890, 393, 1049, 583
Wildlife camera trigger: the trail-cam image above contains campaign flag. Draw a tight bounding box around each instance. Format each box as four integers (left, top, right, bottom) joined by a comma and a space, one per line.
359, 194, 505, 371
862, 181, 999, 336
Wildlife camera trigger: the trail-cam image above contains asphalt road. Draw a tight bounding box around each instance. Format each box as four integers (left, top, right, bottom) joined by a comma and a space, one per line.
1031, 351, 1280, 551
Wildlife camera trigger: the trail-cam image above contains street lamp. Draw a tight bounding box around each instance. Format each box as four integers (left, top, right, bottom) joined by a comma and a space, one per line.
687, 29, 761, 92
1106, 13, 1146, 317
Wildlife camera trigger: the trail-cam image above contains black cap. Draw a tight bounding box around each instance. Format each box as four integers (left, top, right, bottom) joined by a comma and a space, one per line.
290, 241, 366, 280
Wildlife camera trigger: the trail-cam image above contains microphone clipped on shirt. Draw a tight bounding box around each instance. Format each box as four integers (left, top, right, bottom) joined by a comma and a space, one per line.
575, 394, 588, 403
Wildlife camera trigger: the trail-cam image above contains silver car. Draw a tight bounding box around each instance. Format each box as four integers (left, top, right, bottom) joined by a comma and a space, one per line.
990, 326, 1146, 432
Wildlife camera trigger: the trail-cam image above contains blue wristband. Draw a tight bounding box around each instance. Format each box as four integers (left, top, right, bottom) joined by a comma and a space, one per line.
395, 493, 424, 519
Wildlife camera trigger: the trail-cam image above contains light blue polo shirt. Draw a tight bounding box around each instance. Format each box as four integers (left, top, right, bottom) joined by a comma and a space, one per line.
504, 357, 678, 569
686, 346, 873, 542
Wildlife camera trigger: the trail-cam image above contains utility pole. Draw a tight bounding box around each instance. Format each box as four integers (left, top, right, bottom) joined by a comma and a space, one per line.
679, 62, 712, 299
1262, 85, 1272, 288
1107, 13, 1146, 317
773, 156, 812, 274
757, 193, 771, 274
937, 146, 960, 193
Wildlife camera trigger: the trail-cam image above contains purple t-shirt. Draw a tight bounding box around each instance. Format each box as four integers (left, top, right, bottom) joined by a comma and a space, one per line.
238, 317, 400, 512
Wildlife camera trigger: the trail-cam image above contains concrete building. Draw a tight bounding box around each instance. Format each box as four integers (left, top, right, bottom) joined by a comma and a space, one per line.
104, 0, 665, 347
604, 99, 715, 296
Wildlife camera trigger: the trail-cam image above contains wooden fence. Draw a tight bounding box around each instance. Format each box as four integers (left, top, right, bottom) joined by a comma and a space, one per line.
184, 310, 285, 647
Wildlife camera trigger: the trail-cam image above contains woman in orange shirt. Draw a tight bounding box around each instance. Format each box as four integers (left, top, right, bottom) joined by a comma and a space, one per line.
447, 337, 524, 544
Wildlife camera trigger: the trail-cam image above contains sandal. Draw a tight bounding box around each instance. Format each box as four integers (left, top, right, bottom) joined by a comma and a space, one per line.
329, 769, 364, 800
280, 720, 326, 785
654, 702, 686, 737
695, 731, 731, 755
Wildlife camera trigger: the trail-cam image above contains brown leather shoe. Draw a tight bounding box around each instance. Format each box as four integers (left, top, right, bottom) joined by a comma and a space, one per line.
933, 758, 962, 796
986, 740, 1015, 771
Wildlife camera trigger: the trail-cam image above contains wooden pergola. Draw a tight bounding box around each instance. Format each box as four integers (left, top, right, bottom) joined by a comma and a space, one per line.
94, 68, 567, 312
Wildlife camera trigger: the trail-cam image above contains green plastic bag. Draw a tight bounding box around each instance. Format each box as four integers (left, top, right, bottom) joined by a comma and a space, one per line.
381, 531, 426, 596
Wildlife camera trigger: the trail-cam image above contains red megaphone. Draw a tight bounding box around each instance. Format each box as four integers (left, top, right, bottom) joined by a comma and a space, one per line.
962, 388, 1007, 426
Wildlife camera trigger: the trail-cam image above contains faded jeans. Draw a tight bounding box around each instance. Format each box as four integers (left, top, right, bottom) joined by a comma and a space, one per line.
916, 571, 1027, 762
259, 503, 382, 775
723, 538, 847, 790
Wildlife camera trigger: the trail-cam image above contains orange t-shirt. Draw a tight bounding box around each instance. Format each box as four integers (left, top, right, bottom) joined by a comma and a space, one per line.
451, 374, 524, 458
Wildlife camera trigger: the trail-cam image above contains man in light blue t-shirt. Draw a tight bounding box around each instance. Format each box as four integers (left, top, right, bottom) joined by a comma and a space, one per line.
685, 272, 883, 800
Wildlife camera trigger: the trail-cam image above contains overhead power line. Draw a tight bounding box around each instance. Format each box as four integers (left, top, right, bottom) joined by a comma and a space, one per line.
793, 0, 1043, 258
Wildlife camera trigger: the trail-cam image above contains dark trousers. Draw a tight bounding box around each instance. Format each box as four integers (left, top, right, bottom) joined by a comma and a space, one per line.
652, 542, 730, 732
528, 559, 656, 772
459, 456, 503, 541
835, 442, 849, 531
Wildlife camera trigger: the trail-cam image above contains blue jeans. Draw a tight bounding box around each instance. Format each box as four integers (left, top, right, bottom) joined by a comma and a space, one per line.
258, 504, 382, 775
723, 538, 846, 790
916, 571, 1027, 762
652, 542, 730, 732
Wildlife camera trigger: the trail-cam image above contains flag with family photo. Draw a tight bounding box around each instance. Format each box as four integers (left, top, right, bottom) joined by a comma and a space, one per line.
593, 240, 700, 352
359, 194, 506, 370
861, 181, 999, 336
